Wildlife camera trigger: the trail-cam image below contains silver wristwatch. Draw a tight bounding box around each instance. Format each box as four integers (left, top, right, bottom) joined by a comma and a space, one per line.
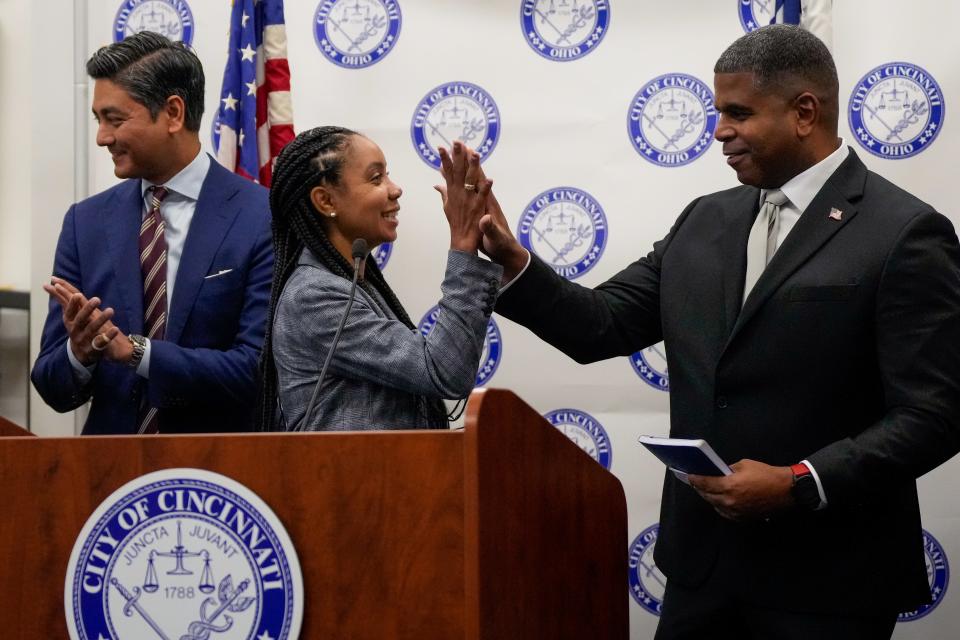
127, 334, 147, 369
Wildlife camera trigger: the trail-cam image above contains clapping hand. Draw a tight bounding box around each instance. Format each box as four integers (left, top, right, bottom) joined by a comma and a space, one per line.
43, 277, 133, 365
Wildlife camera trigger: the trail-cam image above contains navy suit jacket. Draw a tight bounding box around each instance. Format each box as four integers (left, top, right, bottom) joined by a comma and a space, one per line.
32, 159, 273, 434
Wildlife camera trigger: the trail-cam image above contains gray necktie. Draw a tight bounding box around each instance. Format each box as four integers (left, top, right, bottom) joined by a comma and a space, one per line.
743, 189, 788, 304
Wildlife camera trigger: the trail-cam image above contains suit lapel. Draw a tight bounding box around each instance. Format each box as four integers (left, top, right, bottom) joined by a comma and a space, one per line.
166, 162, 242, 344
104, 181, 146, 335
726, 150, 869, 347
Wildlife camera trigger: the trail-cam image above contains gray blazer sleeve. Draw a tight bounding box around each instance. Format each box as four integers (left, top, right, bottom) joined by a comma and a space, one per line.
275, 250, 503, 399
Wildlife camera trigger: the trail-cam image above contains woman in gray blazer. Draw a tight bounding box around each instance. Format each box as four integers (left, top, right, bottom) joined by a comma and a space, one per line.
258, 126, 503, 431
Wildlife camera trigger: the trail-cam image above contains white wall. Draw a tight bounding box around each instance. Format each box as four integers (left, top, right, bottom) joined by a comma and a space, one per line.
27, 0, 82, 436
0, 0, 32, 428
0, 0, 76, 435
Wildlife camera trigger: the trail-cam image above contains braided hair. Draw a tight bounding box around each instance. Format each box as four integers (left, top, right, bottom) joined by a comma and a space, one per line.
257, 126, 448, 431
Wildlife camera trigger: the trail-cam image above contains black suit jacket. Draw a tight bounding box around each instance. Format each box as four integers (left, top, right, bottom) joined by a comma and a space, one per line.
497, 150, 960, 613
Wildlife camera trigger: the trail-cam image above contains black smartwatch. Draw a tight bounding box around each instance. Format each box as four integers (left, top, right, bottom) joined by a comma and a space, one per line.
790, 463, 821, 511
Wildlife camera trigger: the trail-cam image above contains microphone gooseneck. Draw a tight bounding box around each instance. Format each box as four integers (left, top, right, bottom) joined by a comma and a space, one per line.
299, 238, 369, 430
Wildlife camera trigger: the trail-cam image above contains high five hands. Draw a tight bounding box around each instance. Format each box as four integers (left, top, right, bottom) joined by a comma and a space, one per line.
434, 140, 530, 282
435, 141, 491, 254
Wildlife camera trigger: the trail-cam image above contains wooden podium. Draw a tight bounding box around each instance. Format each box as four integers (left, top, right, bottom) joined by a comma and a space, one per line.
0, 389, 628, 639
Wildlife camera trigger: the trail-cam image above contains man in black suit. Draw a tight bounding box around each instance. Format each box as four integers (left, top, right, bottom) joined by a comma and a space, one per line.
480, 25, 960, 639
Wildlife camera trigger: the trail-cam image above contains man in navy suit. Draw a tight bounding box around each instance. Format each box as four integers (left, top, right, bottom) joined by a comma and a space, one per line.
32, 32, 273, 434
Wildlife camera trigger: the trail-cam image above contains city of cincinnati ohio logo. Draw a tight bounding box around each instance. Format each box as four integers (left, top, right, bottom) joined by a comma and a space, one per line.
65, 469, 303, 640
313, 0, 401, 69
410, 81, 501, 170
517, 186, 608, 280
898, 529, 950, 622
371, 242, 392, 270
628, 73, 717, 167
630, 342, 668, 392
543, 408, 612, 470
418, 306, 502, 386
113, 0, 194, 45
520, 0, 610, 62
848, 62, 945, 160
629, 523, 666, 616
738, 0, 781, 32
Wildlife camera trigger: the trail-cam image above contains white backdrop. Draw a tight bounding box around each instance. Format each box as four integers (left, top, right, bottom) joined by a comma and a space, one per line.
82, 2, 960, 637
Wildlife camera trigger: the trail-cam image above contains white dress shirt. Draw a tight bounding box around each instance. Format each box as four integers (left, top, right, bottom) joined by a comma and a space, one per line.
67, 150, 211, 381
759, 139, 850, 256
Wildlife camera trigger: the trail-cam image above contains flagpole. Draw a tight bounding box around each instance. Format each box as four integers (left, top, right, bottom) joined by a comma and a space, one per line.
72, 0, 90, 435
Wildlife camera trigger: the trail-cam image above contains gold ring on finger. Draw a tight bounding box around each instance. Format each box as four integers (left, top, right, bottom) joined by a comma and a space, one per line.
91, 333, 109, 352
463, 183, 477, 192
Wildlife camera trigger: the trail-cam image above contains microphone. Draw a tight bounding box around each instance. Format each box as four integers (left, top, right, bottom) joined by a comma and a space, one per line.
354, 239, 367, 282
300, 238, 368, 430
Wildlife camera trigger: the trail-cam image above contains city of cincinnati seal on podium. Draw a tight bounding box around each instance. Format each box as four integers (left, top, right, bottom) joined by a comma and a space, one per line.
898, 529, 950, 622
65, 469, 303, 640
418, 306, 503, 386
113, 0, 195, 45
544, 408, 612, 470
629, 523, 666, 616
410, 81, 501, 170
627, 73, 717, 167
630, 342, 669, 392
848, 62, 945, 160
520, 0, 610, 62
313, 0, 402, 69
517, 186, 608, 280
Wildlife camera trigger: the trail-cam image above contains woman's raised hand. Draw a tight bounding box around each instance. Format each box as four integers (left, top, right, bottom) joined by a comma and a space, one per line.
435, 141, 491, 254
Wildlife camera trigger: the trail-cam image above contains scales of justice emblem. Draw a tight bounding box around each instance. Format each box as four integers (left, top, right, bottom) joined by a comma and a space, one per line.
313, 0, 402, 69
628, 73, 717, 167
65, 469, 303, 640
520, 0, 610, 62
848, 62, 944, 160
517, 186, 607, 280
114, 0, 194, 45
410, 81, 501, 170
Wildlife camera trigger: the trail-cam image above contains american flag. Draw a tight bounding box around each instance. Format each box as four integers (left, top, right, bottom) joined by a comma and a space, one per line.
215, 0, 294, 186
768, 0, 833, 50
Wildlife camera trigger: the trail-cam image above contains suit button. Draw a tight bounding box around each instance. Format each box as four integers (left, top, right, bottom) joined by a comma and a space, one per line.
716, 396, 728, 409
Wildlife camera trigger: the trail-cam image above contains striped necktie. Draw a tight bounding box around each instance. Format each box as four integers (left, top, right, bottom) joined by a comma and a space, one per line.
743, 189, 788, 305
138, 185, 169, 434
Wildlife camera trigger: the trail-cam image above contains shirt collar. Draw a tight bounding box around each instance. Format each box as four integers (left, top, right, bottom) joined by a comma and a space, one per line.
141, 149, 211, 202
761, 138, 850, 213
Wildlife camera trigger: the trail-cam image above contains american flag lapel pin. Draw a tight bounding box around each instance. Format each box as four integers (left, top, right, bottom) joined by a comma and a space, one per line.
828, 207, 843, 221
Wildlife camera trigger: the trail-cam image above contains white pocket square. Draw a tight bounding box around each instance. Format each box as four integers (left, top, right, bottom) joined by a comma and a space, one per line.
204, 268, 234, 280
